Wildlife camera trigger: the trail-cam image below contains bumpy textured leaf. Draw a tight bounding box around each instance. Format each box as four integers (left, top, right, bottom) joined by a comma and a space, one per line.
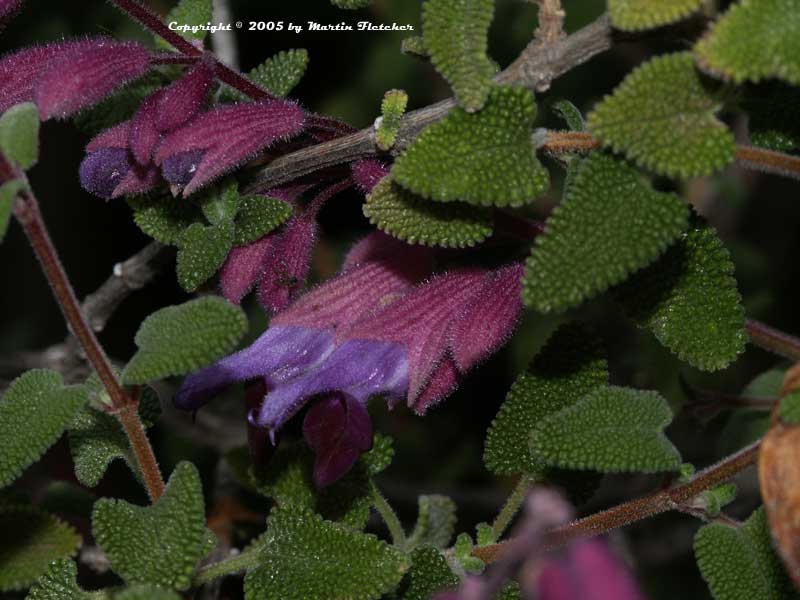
122, 297, 247, 385
116, 586, 182, 600
234, 195, 292, 246
407, 495, 457, 549
156, 0, 212, 49
552, 99, 585, 132
778, 390, 800, 425
227, 49, 309, 101
331, 0, 372, 8
523, 153, 689, 313
395, 546, 459, 600
251, 442, 373, 529
24, 559, 91, 600
176, 221, 235, 292
422, 0, 494, 111
0, 179, 24, 244
68, 383, 161, 487
0, 370, 87, 488
364, 177, 493, 247
402, 36, 429, 58
199, 180, 239, 226
588, 52, 735, 178
530, 386, 682, 473
695, 0, 800, 85
75, 72, 166, 136
614, 216, 746, 371
0, 506, 81, 591
608, 0, 704, 31
92, 462, 207, 590
0, 102, 39, 168
244, 505, 410, 600
485, 323, 608, 475
377, 89, 408, 151
129, 196, 202, 245
362, 433, 394, 476
743, 82, 800, 152
393, 86, 548, 206
695, 507, 799, 600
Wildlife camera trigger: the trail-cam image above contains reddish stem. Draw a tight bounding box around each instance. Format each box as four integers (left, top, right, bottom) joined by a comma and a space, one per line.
110, 0, 276, 102
473, 440, 761, 563
1, 156, 165, 501
746, 319, 800, 361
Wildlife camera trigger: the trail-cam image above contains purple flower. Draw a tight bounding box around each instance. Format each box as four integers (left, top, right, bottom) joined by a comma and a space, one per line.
80, 121, 161, 199
154, 101, 306, 196
303, 392, 374, 488
338, 263, 525, 412
34, 39, 151, 120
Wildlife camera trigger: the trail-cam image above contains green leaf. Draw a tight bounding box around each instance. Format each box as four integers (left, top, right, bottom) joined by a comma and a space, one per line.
694, 507, 800, 600
129, 196, 202, 245
24, 559, 91, 600
377, 89, 409, 151
523, 153, 689, 313
226, 49, 310, 101
0, 103, 39, 169
743, 82, 800, 152
392, 86, 549, 207
92, 462, 207, 590
244, 506, 410, 600
363, 433, 395, 476
614, 216, 746, 371
331, 0, 372, 8
176, 221, 235, 292
199, 180, 239, 226
68, 380, 161, 487
552, 99, 586, 132
156, 0, 212, 49
75, 72, 166, 136
122, 297, 247, 385
407, 495, 458, 549
695, 0, 800, 85
0, 506, 81, 591
395, 546, 459, 600
116, 585, 182, 600
778, 390, 800, 425
587, 52, 736, 178
402, 36, 429, 58
364, 177, 493, 248
234, 195, 292, 246
530, 385, 682, 473
0, 179, 25, 244
422, 0, 495, 111
608, 0, 704, 31
0, 370, 88, 488
485, 323, 609, 476
251, 442, 373, 529
451, 532, 484, 575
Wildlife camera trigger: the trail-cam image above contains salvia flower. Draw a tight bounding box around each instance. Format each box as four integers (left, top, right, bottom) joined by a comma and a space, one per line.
351, 158, 389, 195
154, 100, 306, 196
80, 61, 215, 199
177, 233, 524, 485
80, 121, 161, 199
0, 38, 150, 119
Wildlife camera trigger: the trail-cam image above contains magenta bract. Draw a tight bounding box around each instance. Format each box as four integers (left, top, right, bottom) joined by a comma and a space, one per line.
537, 540, 645, 600
155, 60, 214, 133
220, 232, 281, 305
351, 159, 389, 195
0, 39, 99, 114
35, 40, 151, 120
0, 0, 23, 29
154, 101, 306, 195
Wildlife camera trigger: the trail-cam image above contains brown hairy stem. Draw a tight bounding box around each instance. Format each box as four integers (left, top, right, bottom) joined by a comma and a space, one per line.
746, 319, 800, 361
474, 440, 761, 563
0, 156, 165, 501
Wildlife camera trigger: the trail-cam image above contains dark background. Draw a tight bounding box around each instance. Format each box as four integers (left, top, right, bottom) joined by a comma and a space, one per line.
1, 1, 799, 598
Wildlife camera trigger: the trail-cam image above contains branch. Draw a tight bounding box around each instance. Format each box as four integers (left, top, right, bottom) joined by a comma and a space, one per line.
243, 15, 615, 194
746, 319, 800, 361
473, 439, 761, 563
0, 155, 166, 502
